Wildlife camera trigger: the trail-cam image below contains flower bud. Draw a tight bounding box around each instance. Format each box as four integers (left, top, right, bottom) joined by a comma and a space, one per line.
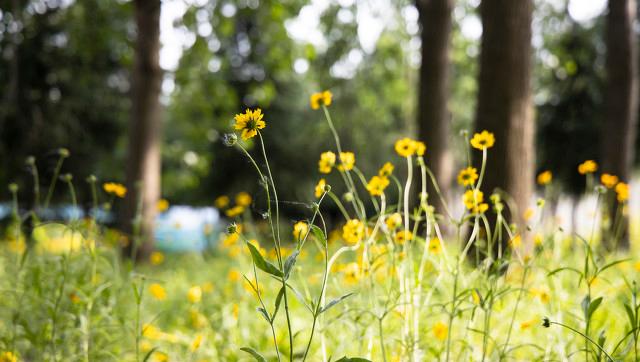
8, 183, 18, 193
227, 223, 238, 234
25, 156, 36, 166
60, 173, 73, 182
223, 133, 238, 147
343, 192, 354, 202
58, 148, 70, 158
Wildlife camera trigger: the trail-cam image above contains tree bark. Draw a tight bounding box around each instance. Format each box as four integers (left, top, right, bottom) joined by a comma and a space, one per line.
602, 0, 637, 249
122, 0, 162, 260
416, 0, 454, 216
474, 0, 534, 247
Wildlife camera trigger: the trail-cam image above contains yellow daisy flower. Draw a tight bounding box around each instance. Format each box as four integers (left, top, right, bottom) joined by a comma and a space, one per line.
433, 322, 448, 341
429, 237, 442, 254
414, 141, 426, 156
149, 283, 167, 301
462, 189, 484, 210
378, 162, 394, 177
395, 137, 416, 157
318, 151, 336, 174
601, 173, 619, 189
103, 182, 127, 198
366, 175, 390, 196
537, 170, 552, 186
342, 219, 365, 244
310, 90, 332, 110
385, 213, 402, 231
394, 230, 413, 244
214, 195, 230, 208
150, 251, 164, 265
293, 221, 308, 241
470, 130, 495, 150
457, 167, 478, 186
235, 192, 252, 207
578, 160, 598, 174
225, 205, 245, 218
337, 152, 355, 171
616, 182, 629, 202
156, 198, 169, 212
315, 178, 326, 198
187, 286, 202, 303
234, 108, 266, 140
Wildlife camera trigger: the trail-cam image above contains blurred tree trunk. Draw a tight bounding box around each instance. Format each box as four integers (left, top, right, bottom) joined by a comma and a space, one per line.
602, 0, 637, 249
473, 0, 534, 251
416, 0, 454, 217
122, 0, 162, 261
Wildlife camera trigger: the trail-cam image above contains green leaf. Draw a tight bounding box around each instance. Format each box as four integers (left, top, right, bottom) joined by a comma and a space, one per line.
335, 357, 372, 362
240, 347, 267, 362
587, 297, 603, 319
319, 292, 354, 315
246, 242, 282, 278
310, 224, 327, 242
283, 250, 300, 279
598, 258, 631, 275
256, 307, 270, 323
142, 348, 159, 362
624, 303, 636, 330
272, 286, 285, 322
581, 295, 591, 319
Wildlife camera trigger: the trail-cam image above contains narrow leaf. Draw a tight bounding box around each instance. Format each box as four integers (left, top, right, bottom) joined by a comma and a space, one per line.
246, 242, 282, 277
283, 250, 300, 279
587, 297, 603, 319
272, 286, 285, 322
240, 347, 267, 362
319, 292, 355, 315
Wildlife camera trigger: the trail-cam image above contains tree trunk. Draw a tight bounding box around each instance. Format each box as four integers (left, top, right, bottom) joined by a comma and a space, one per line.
416, 0, 454, 216
122, 0, 162, 261
602, 0, 637, 249
474, 0, 534, 249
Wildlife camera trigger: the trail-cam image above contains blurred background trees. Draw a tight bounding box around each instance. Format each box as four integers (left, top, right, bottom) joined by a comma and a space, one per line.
0, 0, 638, 249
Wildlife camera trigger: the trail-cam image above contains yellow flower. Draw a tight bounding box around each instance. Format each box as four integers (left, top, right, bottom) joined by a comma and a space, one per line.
187, 286, 202, 303
471, 290, 481, 305
385, 213, 402, 231
394, 137, 416, 157
69, 292, 81, 304
201, 282, 214, 293
433, 322, 448, 341
523, 207, 535, 221
534, 233, 544, 246
214, 195, 230, 208
462, 189, 484, 210
225, 205, 245, 218
142, 324, 162, 339
221, 233, 239, 247
414, 141, 426, 156
315, 179, 326, 198
366, 175, 390, 196
520, 318, 538, 330
470, 130, 495, 150
457, 167, 478, 186
394, 230, 413, 244
337, 152, 355, 171
310, 90, 332, 110
537, 170, 552, 185
150, 352, 168, 362
429, 238, 442, 254
190, 334, 204, 352
235, 192, 252, 207
601, 173, 619, 188
342, 219, 365, 244
150, 251, 164, 265
103, 182, 127, 198
509, 234, 522, 248
149, 283, 167, 301
318, 151, 336, 174
578, 160, 598, 175
378, 162, 394, 177
616, 182, 629, 202
342, 262, 360, 284
234, 108, 266, 140
228, 269, 241, 282
0, 352, 18, 362
293, 221, 308, 241
472, 203, 489, 214
156, 198, 169, 212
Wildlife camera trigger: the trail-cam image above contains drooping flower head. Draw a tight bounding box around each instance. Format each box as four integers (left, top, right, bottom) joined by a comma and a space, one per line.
318, 151, 336, 174
537, 170, 552, 186
366, 175, 390, 196
315, 179, 326, 198
234, 108, 266, 140
310, 90, 333, 110
457, 167, 478, 187
342, 219, 365, 244
578, 160, 598, 175
470, 130, 495, 150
